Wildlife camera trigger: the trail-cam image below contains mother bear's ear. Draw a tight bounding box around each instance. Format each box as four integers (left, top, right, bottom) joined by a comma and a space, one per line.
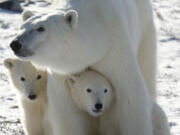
22, 10, 34, 21
64, 10, 78, 29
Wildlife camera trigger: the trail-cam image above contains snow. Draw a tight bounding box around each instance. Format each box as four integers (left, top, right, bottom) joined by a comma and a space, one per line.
153, 0, 180, 134
0, 0, 179, 134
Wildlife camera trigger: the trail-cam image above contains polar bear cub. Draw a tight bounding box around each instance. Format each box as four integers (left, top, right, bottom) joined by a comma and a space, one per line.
66, 69, 114, 117
4, 58, 52, 135
67, 69, 170, 135
66, 69, 114, 135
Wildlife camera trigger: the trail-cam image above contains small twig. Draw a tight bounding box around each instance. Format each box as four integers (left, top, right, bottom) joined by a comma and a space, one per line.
0, 119, 20, 124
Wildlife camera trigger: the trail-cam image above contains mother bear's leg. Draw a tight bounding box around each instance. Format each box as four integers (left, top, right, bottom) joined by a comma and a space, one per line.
138, 23, 157, 99
93, 49, 154, 135
47, 72, 89, 135
136, 0, 157, 99
152, 102, 170, 135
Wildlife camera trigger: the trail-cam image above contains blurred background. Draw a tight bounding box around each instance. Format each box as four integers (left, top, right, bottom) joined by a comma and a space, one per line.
0, 0, 179, 134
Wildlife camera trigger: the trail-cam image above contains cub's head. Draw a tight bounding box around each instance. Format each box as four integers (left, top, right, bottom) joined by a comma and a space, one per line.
9, 10, 109, 74
4, 58, 47, 101
67, 70, 114, 116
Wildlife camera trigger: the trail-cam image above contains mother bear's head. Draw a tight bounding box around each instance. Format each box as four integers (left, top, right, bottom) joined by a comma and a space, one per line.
10, 10, 110, 74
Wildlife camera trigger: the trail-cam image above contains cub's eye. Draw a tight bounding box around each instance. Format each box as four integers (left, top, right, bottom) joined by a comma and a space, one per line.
20, 77, 26, 81
104, 89, 108, 93
86, 88, 92, 93
37, 75, 42, 80
37, 27, 45, 32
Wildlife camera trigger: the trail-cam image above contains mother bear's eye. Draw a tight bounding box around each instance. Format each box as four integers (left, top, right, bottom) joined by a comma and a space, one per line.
36, 27, 45, 32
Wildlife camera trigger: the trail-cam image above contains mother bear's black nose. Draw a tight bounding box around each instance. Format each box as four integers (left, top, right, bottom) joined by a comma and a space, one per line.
10, 40, 22, 53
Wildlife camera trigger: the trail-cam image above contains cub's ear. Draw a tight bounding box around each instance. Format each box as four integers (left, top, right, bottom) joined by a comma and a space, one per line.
3, 58, 16, 70
64, 10, 78, 29
22, 10, 34, 21
66, 75, 77, 89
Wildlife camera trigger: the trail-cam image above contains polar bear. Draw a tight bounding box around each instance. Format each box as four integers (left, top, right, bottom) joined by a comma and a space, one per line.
4, 58, 52, 135
66, 69, 114, 135
67, 69, 120, 135
67, 69, 170, 135
9, 0, 170, 134
66, 70, 114, 117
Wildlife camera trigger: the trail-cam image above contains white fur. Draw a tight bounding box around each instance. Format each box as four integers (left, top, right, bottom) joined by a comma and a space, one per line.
67, 70, 114, 135
67, 70, 170, 135
47, 70, 92, 135
152, 102, 170, 135
9, 0, 171, 134
22, 10, 34, 21
4, 58, 52, 135
67, 70, 114, 115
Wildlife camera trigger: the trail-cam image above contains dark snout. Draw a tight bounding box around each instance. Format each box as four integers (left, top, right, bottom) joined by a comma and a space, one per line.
10, 40, 22, 53
28, 94, 37, 100
92, 102, 103, 114
10, 39, 34, 57
95, 103, 103, 110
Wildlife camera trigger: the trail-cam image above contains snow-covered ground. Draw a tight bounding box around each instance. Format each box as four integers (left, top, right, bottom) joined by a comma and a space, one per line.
0, 0, 179, 134
153, 0, 180, 134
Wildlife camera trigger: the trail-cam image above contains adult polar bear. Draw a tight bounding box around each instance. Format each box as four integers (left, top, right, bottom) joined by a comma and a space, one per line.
10, 0, 160, 135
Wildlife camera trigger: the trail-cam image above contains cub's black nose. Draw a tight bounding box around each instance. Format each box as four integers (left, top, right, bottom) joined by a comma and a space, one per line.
95, 103, 103, 110
10, 40, 22, 53
28, 94, 37, 100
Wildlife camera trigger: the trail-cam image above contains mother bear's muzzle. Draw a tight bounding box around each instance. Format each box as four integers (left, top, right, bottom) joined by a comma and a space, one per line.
10, 39, 22, 54
10, 39, 34, 57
